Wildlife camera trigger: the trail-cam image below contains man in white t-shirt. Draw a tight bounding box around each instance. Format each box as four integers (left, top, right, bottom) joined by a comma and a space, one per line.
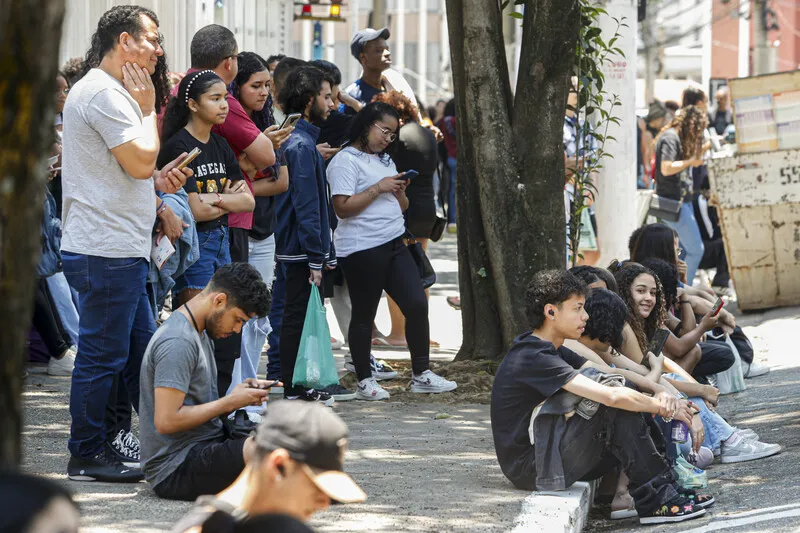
61, 5, 191, 483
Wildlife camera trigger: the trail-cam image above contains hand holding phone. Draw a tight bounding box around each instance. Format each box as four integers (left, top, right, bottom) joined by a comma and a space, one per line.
280, 113, 302, 130
176, 147, 202, 170
401, 170, 419, 180
711, 297, 724, 317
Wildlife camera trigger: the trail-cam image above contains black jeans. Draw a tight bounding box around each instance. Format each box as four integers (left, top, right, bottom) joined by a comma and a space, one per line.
699, 238, 730, 287
560, 406, 680, 516
33, 278, 72, 357
340, 238, 430, 382
152, 437, 246, 501
279, 262, 323, 396
693, 341, 735, 384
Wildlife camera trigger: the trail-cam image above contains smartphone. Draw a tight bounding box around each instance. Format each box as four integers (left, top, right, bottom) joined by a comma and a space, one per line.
711, 297, 724, 317
402, 170, 419, 180
280, 112, 302, 130
176, 147, 201, 170
647, 328, 670, 358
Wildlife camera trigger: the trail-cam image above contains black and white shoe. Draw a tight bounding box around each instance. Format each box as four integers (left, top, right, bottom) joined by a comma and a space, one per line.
286, 389, 335, 407
107, 429, 140, 468
318, 384, 357, 401
67, 449, 144, 483
344, 354, 398, 381
639, 496, 706, 525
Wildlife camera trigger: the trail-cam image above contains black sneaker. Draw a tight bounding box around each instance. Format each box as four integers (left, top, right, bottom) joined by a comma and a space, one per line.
318, 384, 356, 401
639, 496, 706, 524
285, 388, 335, 407
107, 429, 140, 468
681, 489, 716, 510
67, 449, 144, 483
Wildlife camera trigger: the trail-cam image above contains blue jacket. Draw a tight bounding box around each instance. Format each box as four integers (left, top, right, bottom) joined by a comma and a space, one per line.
275, 119, 335, 270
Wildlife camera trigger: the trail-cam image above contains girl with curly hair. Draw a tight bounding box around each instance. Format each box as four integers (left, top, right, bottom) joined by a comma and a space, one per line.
654, 104, 708, 285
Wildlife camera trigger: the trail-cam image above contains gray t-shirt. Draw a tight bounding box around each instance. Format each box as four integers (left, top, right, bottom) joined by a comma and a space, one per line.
139, 312, 225, 487
61, 68, 156, 259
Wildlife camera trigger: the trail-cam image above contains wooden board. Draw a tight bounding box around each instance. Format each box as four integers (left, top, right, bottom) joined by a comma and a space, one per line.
708, 150, 800, 310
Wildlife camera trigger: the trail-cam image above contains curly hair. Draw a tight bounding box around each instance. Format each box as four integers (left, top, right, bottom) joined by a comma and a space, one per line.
583, 289, 629, 350
278, 66, 325, 116
345, 102, 400, 162
208, 263, 271, 318
372, 90, 417, 123
613, 264, 666, 353
524, 270, 587, 329
681, 86, 707, 108
61, 57, 85, 85
160, 70, 225, 143
81, 6, 170, 113
569, 265, 619, 293
629, 223, 679, 266
640, 258, 679, 311
657, 105, 708, 160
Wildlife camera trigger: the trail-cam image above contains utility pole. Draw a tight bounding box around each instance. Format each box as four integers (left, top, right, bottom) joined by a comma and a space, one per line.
595, 0, 639, 265
372, 0, 387, 28
753, 0, 775, 75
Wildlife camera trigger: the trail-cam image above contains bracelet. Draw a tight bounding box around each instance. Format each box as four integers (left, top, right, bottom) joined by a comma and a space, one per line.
156, 202, 168, 216
216, 193, 224, 207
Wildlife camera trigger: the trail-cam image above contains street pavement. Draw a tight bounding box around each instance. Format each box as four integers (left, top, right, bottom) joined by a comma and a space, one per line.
18, 234, 800, 532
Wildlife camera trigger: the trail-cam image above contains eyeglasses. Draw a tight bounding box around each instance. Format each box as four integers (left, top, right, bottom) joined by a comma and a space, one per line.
371, 123, 397, 142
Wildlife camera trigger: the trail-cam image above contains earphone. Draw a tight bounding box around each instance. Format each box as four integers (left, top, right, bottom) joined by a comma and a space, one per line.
548, 310, 555, 317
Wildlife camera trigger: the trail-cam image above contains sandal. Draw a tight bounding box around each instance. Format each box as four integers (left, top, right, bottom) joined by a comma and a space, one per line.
371, 337, 407, 350
446, 296, 461, 310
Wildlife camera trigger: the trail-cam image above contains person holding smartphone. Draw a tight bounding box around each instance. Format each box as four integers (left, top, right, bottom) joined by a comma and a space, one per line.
327, 102, 457, 400
138, 263, 273, 501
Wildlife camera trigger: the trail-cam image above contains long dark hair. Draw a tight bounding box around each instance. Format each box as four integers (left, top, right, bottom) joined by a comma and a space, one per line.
231, 51, 274, 130
629, 223, 679, 266
614, 263, 666, 354
346, 102, 400, 161
160, 70, 225, 143
640, 258, 679, 310
81, 5, 171, 113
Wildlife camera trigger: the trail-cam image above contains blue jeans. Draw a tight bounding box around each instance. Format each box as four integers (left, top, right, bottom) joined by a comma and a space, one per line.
46, 271, 80, 346
447, 156, 457, 223
665, 373, 734, 451
62, 253, 155, 458
265, 261, 285, 380
666, 203, 705, 285
227, 236, 276, 400
173, 226, 230, 293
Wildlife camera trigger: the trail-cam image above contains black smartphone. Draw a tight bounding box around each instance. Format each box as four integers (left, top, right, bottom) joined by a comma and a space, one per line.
711, 297, 724, 317
647, 328, 670, 358
401, 170, 419, 180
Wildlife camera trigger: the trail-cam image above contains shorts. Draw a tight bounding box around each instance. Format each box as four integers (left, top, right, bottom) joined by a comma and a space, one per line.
152, 436, 246, 501
174, 226, 231, 293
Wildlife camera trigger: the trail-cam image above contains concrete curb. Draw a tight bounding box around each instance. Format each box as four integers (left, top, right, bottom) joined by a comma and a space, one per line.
509, 481, 595, 533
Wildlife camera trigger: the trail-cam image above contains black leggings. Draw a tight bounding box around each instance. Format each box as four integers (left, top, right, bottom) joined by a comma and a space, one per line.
693, 341, 735, 384
340, 238, 430, 382
33, 278, 72, 358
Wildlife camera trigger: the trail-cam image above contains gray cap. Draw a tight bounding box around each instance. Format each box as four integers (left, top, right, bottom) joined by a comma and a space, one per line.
255, 400, 366, 504
350, 27, 391, 60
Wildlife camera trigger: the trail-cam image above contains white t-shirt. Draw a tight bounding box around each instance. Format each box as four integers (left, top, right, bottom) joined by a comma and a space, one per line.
61, 68, 156, 259
327, 147, 406, 257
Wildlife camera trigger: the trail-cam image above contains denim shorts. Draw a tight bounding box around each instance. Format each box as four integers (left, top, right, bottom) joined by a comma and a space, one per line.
174, 226, 231, 293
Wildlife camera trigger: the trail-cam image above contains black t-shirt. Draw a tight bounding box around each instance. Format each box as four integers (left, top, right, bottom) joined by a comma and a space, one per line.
654, 129, 688, 201
490, 333, 587, 489
317, 110, 354, 149
393, 122, 438, 199
158, 129, 242, 232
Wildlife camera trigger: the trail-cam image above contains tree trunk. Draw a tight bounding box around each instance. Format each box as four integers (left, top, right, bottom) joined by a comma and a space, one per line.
0, 0, 66, 469
445, 0, 578, 360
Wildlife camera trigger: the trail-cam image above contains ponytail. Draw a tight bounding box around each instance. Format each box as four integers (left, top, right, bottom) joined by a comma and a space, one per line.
160, 69, 223, 143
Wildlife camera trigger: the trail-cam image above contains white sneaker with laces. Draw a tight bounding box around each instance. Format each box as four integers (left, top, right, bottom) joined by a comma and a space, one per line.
720, 438, 781, 463
410, 370, 457, 393
48, 346, 76, 376
744, 361, 770, 378
356, 377, 390, 400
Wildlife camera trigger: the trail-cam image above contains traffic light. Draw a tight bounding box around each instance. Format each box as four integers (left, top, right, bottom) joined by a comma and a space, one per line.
330, 0, 341, 17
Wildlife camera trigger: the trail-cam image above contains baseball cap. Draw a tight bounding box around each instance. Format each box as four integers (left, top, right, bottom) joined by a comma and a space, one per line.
255, 401, 366, 504
350, 27, 391, 60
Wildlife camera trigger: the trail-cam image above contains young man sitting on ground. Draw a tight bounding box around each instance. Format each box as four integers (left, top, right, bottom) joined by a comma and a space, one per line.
490, 270, 710, 525
172, 400, 366, 533
139, 263, 273, 501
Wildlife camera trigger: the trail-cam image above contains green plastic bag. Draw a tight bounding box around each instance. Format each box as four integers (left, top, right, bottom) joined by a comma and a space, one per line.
293, 284, 339, 389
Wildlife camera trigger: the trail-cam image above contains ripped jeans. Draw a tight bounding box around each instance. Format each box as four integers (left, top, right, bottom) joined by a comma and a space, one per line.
665, 373, 735, 452
559, 406, 681, 515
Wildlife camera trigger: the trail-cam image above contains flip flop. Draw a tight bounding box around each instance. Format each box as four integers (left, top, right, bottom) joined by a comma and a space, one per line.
446, 296, 461, 310
609, 507, 638, 520
371, 337, 407, 350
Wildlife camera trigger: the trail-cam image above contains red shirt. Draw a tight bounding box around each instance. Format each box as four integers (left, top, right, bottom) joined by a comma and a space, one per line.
161, 69, 261, 229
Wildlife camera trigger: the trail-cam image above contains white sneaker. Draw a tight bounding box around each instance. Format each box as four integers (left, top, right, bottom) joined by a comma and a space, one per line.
410, 370, 457, 393
733, 428, 760, 442
48, 346, 76, 376
720, 438, 782, 463
356, 377, 390, 401
744, 361, 770, 378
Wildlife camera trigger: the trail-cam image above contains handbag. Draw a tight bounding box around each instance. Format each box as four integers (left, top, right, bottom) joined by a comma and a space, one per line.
429, 169, 448, 242
406, 233, 437, 289
648, 194, 682, 222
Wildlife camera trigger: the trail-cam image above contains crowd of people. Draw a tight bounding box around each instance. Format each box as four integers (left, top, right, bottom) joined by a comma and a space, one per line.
16, 3, 779, 532
490, 220, 780, 525
27, 5, 463, 524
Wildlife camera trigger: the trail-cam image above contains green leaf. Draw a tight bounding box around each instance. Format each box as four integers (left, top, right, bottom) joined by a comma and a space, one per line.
508, 11, 523, 19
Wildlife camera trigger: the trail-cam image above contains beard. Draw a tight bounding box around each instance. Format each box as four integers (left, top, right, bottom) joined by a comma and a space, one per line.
309, 99, 329, 123
205, 310, 228, 340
